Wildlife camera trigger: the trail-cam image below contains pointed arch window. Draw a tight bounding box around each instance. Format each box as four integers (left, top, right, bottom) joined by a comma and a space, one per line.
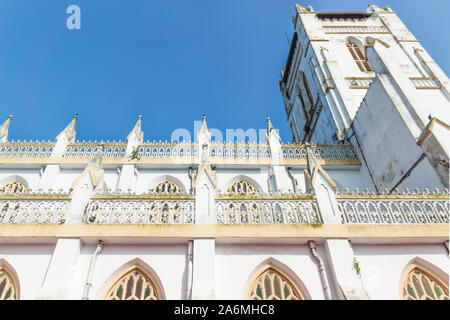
227, 180, 259, 195
104, 267, 162, 300
248, 267, 305, 300
0, 267, 19, 300
347, 41, 372, 72
401, 265, 448, 300
149, 180, 183, 195
0, 181, 27, 195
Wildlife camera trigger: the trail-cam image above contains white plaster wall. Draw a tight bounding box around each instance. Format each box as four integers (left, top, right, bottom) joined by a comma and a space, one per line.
215, 244, 337, 300
103, 169, 120, 192
353, 244, 449, 300
85, 244, 187, 300
54, 168, 84, 192
0, 244, 54, 300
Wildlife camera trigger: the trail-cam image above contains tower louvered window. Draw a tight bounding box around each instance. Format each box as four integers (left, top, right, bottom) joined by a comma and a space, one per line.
347, 42, 372, 72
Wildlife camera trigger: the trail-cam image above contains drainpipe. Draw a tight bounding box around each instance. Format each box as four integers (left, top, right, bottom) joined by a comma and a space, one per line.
308, 240, 332, 300
82, 240, 103, 300
186, 240, 194, 299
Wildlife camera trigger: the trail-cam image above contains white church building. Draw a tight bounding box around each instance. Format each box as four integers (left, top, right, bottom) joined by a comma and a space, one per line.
0, 4, 448, 300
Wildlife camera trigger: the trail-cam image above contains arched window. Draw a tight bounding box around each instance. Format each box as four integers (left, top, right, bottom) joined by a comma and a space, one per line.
0, 264, 19, 300
0, 181, 27, 195
248, 267, 305, 300
149, 180, 183, 195
401, 265, 448, 300
104, 266, 162, 300
227, 180, 259, 195
347, 41, 372, 72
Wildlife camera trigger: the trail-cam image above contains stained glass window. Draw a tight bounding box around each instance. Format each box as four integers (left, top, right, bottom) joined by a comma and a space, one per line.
401, 266, 448, 300
249, 268, 304, 300
227, 180, 259, 195
347, 42, 373, 72
0, 181, 27, 195
0, 268, 18, 300
149, 180, 182, 195
105, 268, 160, 300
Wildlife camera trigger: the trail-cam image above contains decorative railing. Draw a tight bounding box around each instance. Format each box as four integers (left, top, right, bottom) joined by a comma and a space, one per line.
345, 77, 374, 89
337, 190, 449, 224
216, 194, 321, 224
63, 141, 127, 158
0, 195, 70, 224
409, 77, 441, 89
85, 196, 195, 224
209, 143, 271, 160
281, 144, 358, 160
138, 142, 198, 159
323, 26, 390, 34
0, 140, 55, 158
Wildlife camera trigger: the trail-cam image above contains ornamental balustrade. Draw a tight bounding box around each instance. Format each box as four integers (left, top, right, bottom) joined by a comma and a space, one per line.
209, 143, 271, 160
0, 140, 55, 158
63, 141, 127, 158
0, 194, 70, 224
215, 193, 321, 224
0, 187, 447, 225
281, 144, 358, 160
337, 189, 449, 224
0, 140, 360, 161
138, 142, 198, 159
84, 195, 195, 224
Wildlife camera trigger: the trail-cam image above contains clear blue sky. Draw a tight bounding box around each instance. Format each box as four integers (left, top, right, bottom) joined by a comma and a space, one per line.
0, 1, 448, 143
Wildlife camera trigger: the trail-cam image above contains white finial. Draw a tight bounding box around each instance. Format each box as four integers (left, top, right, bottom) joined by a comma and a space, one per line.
0, 115, 13, 142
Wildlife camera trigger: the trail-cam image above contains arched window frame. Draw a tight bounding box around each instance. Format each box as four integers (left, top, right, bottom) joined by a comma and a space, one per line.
346, 40, 373, 72
245, 259, 310, 300
0, 181, 27, 195
227, 180, 260, 196
102, 264, 165, 300
400, 260, 449, 300
0, 259, 20, 300
149, 180, 184, 195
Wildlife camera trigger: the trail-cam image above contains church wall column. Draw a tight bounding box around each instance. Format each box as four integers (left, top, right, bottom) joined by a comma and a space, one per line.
117, 116, 143, 192
36, 238, 82, 300
38, 115, 77, 191
191, 239, 215, 300
324, 239, 370, 300
266, 118, 292, 192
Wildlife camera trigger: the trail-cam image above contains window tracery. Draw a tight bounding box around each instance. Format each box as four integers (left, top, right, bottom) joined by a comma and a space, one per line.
248, 267, 304, 300
227, 180, 259, 195
105, 267, 161, 300
401, 265, 448, 300
0, 181, 27, 195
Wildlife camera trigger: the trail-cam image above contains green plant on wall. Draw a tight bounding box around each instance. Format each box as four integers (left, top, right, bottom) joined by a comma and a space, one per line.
353, 257, 361, 276
130, 146, 141, 161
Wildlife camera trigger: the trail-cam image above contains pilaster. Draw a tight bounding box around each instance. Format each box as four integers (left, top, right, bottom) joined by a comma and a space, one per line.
191, 239, 215, 300
324, 239, 370, 300
39, 115, 77, 191
36, 238, 82, 300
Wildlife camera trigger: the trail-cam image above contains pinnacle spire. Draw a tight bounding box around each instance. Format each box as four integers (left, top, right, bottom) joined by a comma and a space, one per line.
56, 114, 77, 142
0, 115, 12, 142
127, 115, 144, 142
200, 114, 208, 133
